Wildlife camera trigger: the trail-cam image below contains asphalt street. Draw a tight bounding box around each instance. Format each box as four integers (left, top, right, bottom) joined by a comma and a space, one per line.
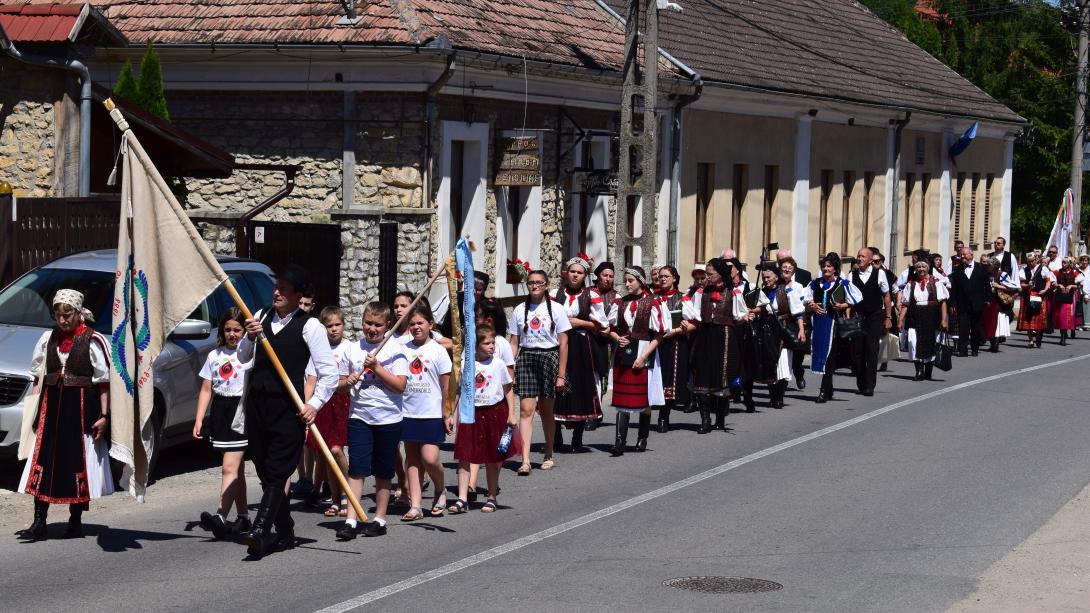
4, 334, 1090, 612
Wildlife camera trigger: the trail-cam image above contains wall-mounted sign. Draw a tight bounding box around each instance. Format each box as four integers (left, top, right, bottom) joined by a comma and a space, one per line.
573, 168, 619, 195
495, 135, 541, 186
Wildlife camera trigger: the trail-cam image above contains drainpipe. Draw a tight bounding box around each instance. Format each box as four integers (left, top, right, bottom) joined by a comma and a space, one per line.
234, 164, 299, 257
668, 77, 703, 264
0, 23, 92, 197
888, 112, 911, 273
423, 51, 457, 210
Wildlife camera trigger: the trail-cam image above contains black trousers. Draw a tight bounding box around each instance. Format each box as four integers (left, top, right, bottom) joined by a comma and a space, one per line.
852, 310, 885, 394
246, 391, 306, 492
957, 306, 984, 353
820, 337, 843, 396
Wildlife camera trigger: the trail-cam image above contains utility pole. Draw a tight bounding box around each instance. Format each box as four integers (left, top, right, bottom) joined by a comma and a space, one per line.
616, 0, 660, 269
1072, 0, 1088, 254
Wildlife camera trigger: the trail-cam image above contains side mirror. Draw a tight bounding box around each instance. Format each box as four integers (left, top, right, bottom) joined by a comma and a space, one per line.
171, 319, 212, 340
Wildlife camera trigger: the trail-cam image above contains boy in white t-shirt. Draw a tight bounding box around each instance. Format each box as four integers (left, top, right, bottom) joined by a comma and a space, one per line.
335, 302, 408, 540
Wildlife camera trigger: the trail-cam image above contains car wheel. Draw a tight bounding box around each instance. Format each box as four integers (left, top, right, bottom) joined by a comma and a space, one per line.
146, 400, 165, 484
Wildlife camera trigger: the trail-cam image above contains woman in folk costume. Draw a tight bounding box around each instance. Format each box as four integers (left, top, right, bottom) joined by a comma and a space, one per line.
1051, 256, 1083, 346
18, 289, 114, 542
1018, 252, 1054, 348
753, 266, 806, 409
652, 265, 691, 432
1078, 255, 1090, 331
606, 267, 669, 456
551, 256, 609, 452
898, 260, 949, 381
804, 253, 863, 403
683, 258, 751, 433
589, 261, 618, 414
981, 255, 1019, 353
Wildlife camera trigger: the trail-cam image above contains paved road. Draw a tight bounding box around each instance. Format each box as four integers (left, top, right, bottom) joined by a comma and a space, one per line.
4, 334, 1090, 612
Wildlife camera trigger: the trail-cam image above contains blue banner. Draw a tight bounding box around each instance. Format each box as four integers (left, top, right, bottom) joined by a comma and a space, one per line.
456, 239, 476, 425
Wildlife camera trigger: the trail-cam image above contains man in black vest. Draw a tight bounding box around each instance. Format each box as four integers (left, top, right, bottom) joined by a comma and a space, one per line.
951, 247, 990, 356
990, 236, 1017, 281
240, 265, 338, 558
850, 247, 892, 396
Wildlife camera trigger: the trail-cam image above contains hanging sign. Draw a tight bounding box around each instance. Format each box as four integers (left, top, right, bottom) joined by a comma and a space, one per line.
495, 136, 541, 186
573, 168, 618, 195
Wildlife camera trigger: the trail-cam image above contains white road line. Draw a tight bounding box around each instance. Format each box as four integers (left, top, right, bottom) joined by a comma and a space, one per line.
315, 352, 1090, 612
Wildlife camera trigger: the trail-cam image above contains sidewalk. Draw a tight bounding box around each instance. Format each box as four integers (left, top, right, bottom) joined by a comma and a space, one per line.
948, 481, 1090, 612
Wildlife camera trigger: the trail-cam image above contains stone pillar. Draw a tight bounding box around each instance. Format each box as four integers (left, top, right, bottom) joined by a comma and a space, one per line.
938, 125, 954, 257
333, 211, 381, 336
884, 123, 896, 260
1001, 135, 1014, 242
792, 114, 813, 270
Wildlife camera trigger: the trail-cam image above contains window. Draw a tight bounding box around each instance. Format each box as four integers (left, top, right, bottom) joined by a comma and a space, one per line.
904, 173, 916, 250
506, 186, 523, 257
920, 174, 931, 248
954, 173, 966, 241
970, 173, 981, 247
450, 140, 466, 238
819, 170, 833, 256
696, 163, 713, 263
862, 172, 874, 247
984, 174, 994, 247
763, 165, 778, 252
731, 164, 747, 251
842, 170, 854, 255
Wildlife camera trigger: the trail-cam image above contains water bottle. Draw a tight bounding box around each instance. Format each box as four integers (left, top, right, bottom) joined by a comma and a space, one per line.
497, 424, 515, 454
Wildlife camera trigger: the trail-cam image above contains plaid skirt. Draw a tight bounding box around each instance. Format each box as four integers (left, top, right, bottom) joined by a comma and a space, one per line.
515, 347, 560, 398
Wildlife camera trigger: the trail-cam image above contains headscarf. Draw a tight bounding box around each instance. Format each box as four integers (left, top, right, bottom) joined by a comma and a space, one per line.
565, 256, 591, 276
623, 267, 648, 289
708, 257, 732, 281
53, 289, 84, 310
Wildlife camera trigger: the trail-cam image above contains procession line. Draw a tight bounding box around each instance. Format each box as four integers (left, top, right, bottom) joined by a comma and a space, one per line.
314, 351, 1090, 613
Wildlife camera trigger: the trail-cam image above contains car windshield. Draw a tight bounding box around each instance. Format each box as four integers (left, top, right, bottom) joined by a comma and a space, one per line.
0, 268, 115, 334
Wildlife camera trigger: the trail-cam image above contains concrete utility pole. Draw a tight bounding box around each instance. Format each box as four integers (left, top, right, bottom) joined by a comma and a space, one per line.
616, 0, 660, 269
1072, 0, 1089, 254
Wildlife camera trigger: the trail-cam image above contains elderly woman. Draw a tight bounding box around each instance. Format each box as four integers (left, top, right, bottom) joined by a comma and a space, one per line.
1018, 252, 1054, 348
1052, 256, 1084, 346
804, 253, 863, 403
981, 255, 1019, 352
898, 260, 949, 381
17, 289, 113, 542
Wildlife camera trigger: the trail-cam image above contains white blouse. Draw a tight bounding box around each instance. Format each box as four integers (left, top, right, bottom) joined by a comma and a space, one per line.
608, 294, 670, 335
551, 287, 609, 329
30, 330, 110, 383
899, 279, 950, 305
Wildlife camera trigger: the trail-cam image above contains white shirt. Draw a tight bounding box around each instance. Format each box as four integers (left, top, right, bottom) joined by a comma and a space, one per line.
508, 300, 572, 349
760, 283, 805, 317
851, 266, 890, 293
1020, 265, 1056, 284
387, 329, 444, 346
341, 339, 408, 425
551, 288, 609, 330
1080, 266, 1090, 294
899, 279, 950, 305
200, 346, 251, 397
401, 339, 452, 419
30, 330, 110, 383
494, 335, 516, 368
237, 308, 339, 410
1048, 258, 1062, 272
608, 294, 670, 335
802, 277, 864, 305
473, 356, 511, 407
961, 262, 976, 279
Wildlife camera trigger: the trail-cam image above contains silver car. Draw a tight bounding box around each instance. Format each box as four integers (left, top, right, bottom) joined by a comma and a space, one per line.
0, 250, 274, 475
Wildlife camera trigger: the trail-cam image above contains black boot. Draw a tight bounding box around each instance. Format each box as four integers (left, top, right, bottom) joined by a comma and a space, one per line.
611, 412, 630, 456
743, 384, 756, 413
65, 504, 84, 539
1061, 330, 1068, 346
246, 487, 284, 559
816, 375, 833, 403
19, 499, 48, 542
771, 382, 786, 409
697, 397, 712, 434
924, 363, 934, 381
989, 339, 999, 353
714, 397, 728, 431
636, 412, 651, 452
273, 492, 296, 552
554, 422, 565, 452
570, 422, 585, 452
657, 404, 671, 433
913, 362, 924, 381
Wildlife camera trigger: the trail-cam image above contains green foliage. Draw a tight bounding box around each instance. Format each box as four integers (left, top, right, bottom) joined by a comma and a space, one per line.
860, 0, 1080, 251
113, 60, 139, 102
134, 42, 170, 121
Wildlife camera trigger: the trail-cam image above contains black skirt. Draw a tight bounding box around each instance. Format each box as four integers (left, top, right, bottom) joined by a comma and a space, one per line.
24, 385, 100, 504
690, 323, 743, 395
553, 330, 603, 423
659, 334, 690, 405
750, 314, 783, 384
907, 303, 940, 361
209, 394, 247, 450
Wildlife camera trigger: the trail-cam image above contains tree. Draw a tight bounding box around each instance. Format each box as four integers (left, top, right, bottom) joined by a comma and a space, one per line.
134, 42, 170, 121
113, 59, 139, 102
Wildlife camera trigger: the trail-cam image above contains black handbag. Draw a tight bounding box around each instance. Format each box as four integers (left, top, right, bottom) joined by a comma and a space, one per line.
836, 312, 866, 340
934, 332, 954, 372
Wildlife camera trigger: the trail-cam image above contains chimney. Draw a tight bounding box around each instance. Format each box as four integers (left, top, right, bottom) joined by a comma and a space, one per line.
338, 1, 361, 25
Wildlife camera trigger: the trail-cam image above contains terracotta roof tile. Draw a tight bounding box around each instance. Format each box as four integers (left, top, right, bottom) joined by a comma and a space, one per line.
0, 3, 82, 42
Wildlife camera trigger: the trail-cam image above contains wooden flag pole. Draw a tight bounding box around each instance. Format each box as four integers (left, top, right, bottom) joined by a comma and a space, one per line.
221, 280, 367, 522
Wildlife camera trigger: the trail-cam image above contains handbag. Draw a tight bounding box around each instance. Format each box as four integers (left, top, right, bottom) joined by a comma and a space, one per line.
836, 312, 866, 340
934, 332, 954, 372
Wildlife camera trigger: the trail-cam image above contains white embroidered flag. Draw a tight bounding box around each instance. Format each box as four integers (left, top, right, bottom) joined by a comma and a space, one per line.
110, 131, 226, 499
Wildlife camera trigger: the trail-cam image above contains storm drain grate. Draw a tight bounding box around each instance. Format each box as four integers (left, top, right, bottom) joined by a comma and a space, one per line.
662, 576, 783, 594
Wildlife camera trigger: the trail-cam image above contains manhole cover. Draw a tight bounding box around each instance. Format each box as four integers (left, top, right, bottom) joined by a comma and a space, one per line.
662, 576, 783, 594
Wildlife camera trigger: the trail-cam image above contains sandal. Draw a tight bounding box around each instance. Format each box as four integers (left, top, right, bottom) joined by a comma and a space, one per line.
401, 507, 424, 522
481, 498, 497, 513
338, 495, 350, 517
323, 504, 341, 517
517, 463, 532, 476
540, 458, 555, 471
430, 496, 447, 517
447, 499, 467, 514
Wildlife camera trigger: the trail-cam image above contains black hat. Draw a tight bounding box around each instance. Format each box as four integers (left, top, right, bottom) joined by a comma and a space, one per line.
277, 264, 312, 295
709, 257, 732, 279
594, 261, 615, 276
911, 248, 931, 259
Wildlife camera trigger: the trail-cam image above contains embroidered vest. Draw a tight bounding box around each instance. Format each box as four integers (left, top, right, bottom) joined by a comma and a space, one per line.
699, 287, 733, 325
44, 328, 96, 387
616, 295, 654, 341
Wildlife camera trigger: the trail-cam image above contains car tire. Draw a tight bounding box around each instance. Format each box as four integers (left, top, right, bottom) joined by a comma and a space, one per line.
146, 400, 165, 484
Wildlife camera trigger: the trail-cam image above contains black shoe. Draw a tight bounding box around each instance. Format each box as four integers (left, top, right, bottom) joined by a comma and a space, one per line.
795, 375, 807, 390
924, 364, 934, 380
18, 500, 49, 542
697, 401, 712, 434
584, 419, 600, 431
635, 437, 648, 452
861, 389, 874, 397
971, 348, 980, 356
610, 436, 625, 457
878, 363, 888, 372
816, 392, 829, 404
63, 517, 83, 539
715, 407, 727, 430
335, 522, 358, 541
571, 429, 585, 453
246, 487, 284, 559
656, 412, 670, 434
359, 521, 388, 537
274, 527, 296, 551
200, 511, 229, 539
744, 400, 756, 413
231, 516, 252, 535
990, 340, 999, 353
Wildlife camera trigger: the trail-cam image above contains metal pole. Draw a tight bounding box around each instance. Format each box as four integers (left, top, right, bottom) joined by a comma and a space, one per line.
1072, 0, 1089, 255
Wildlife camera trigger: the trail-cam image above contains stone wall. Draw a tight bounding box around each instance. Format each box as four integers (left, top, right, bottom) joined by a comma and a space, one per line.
0, 61, 66, 197
193, 219, 238, 256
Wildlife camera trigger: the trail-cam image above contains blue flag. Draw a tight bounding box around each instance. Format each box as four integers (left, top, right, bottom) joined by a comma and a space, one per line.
455, 239, 476, 425
948, 122, 978, 160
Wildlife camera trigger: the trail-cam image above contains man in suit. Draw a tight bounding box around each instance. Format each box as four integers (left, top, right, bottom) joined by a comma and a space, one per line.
950, 247, 990, 356
871, 250, 898, 372
849, 247, 892, 397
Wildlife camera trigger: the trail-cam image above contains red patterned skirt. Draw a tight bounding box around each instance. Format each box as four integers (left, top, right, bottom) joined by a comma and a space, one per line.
307, 393, 350, 449
1017, 293, 1050, 332
612, 365, 649, 409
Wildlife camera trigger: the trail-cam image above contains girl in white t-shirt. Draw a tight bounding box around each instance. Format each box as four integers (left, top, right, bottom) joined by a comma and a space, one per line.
449, 325, 520, 514
507, 270, 571, 475
193, 308, 252, 539
400, 304, 453, 521
465, 299, 516, 500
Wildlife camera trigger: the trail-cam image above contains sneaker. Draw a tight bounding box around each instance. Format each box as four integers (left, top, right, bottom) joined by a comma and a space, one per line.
200, 511, 228, 539
230, 516, 252, 535
359, 521, 387, 537
335, 522, 358, 541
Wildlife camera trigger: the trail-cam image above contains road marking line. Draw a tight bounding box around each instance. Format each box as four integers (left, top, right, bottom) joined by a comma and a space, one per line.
315, 352, 1090, 612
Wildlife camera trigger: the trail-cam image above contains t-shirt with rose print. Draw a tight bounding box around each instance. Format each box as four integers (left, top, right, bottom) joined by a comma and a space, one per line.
473, 355, 512, 407
400, 338, 453, 419
507, 300, 572, 349
199, 346, 251, 397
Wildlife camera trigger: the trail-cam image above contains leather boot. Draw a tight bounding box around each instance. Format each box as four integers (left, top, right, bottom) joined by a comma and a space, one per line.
656, 405, 671, 433
65, 504, 84, 538
246, 487, 284, 558
714, 397, 728, 431
19, 499, 48, 542
570, 422, 585, 452
1061, 330, 1068, 346
989, 339, 999, 353
611, 412, 630, 456
554, 422, 565, 452
273, 493, 296, 552
924, 363, 934, 380
743, 384, 756, 413
697, 397, 712, 434
913, 362, 923, 381
635, 412, 651, 452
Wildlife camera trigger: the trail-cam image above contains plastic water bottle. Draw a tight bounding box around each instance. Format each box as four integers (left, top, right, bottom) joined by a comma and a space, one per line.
497, 425, 515, 454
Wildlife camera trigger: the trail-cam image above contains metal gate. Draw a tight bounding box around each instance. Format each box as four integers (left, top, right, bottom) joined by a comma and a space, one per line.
0, 196, 120, 287
247, 221, 343, 310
